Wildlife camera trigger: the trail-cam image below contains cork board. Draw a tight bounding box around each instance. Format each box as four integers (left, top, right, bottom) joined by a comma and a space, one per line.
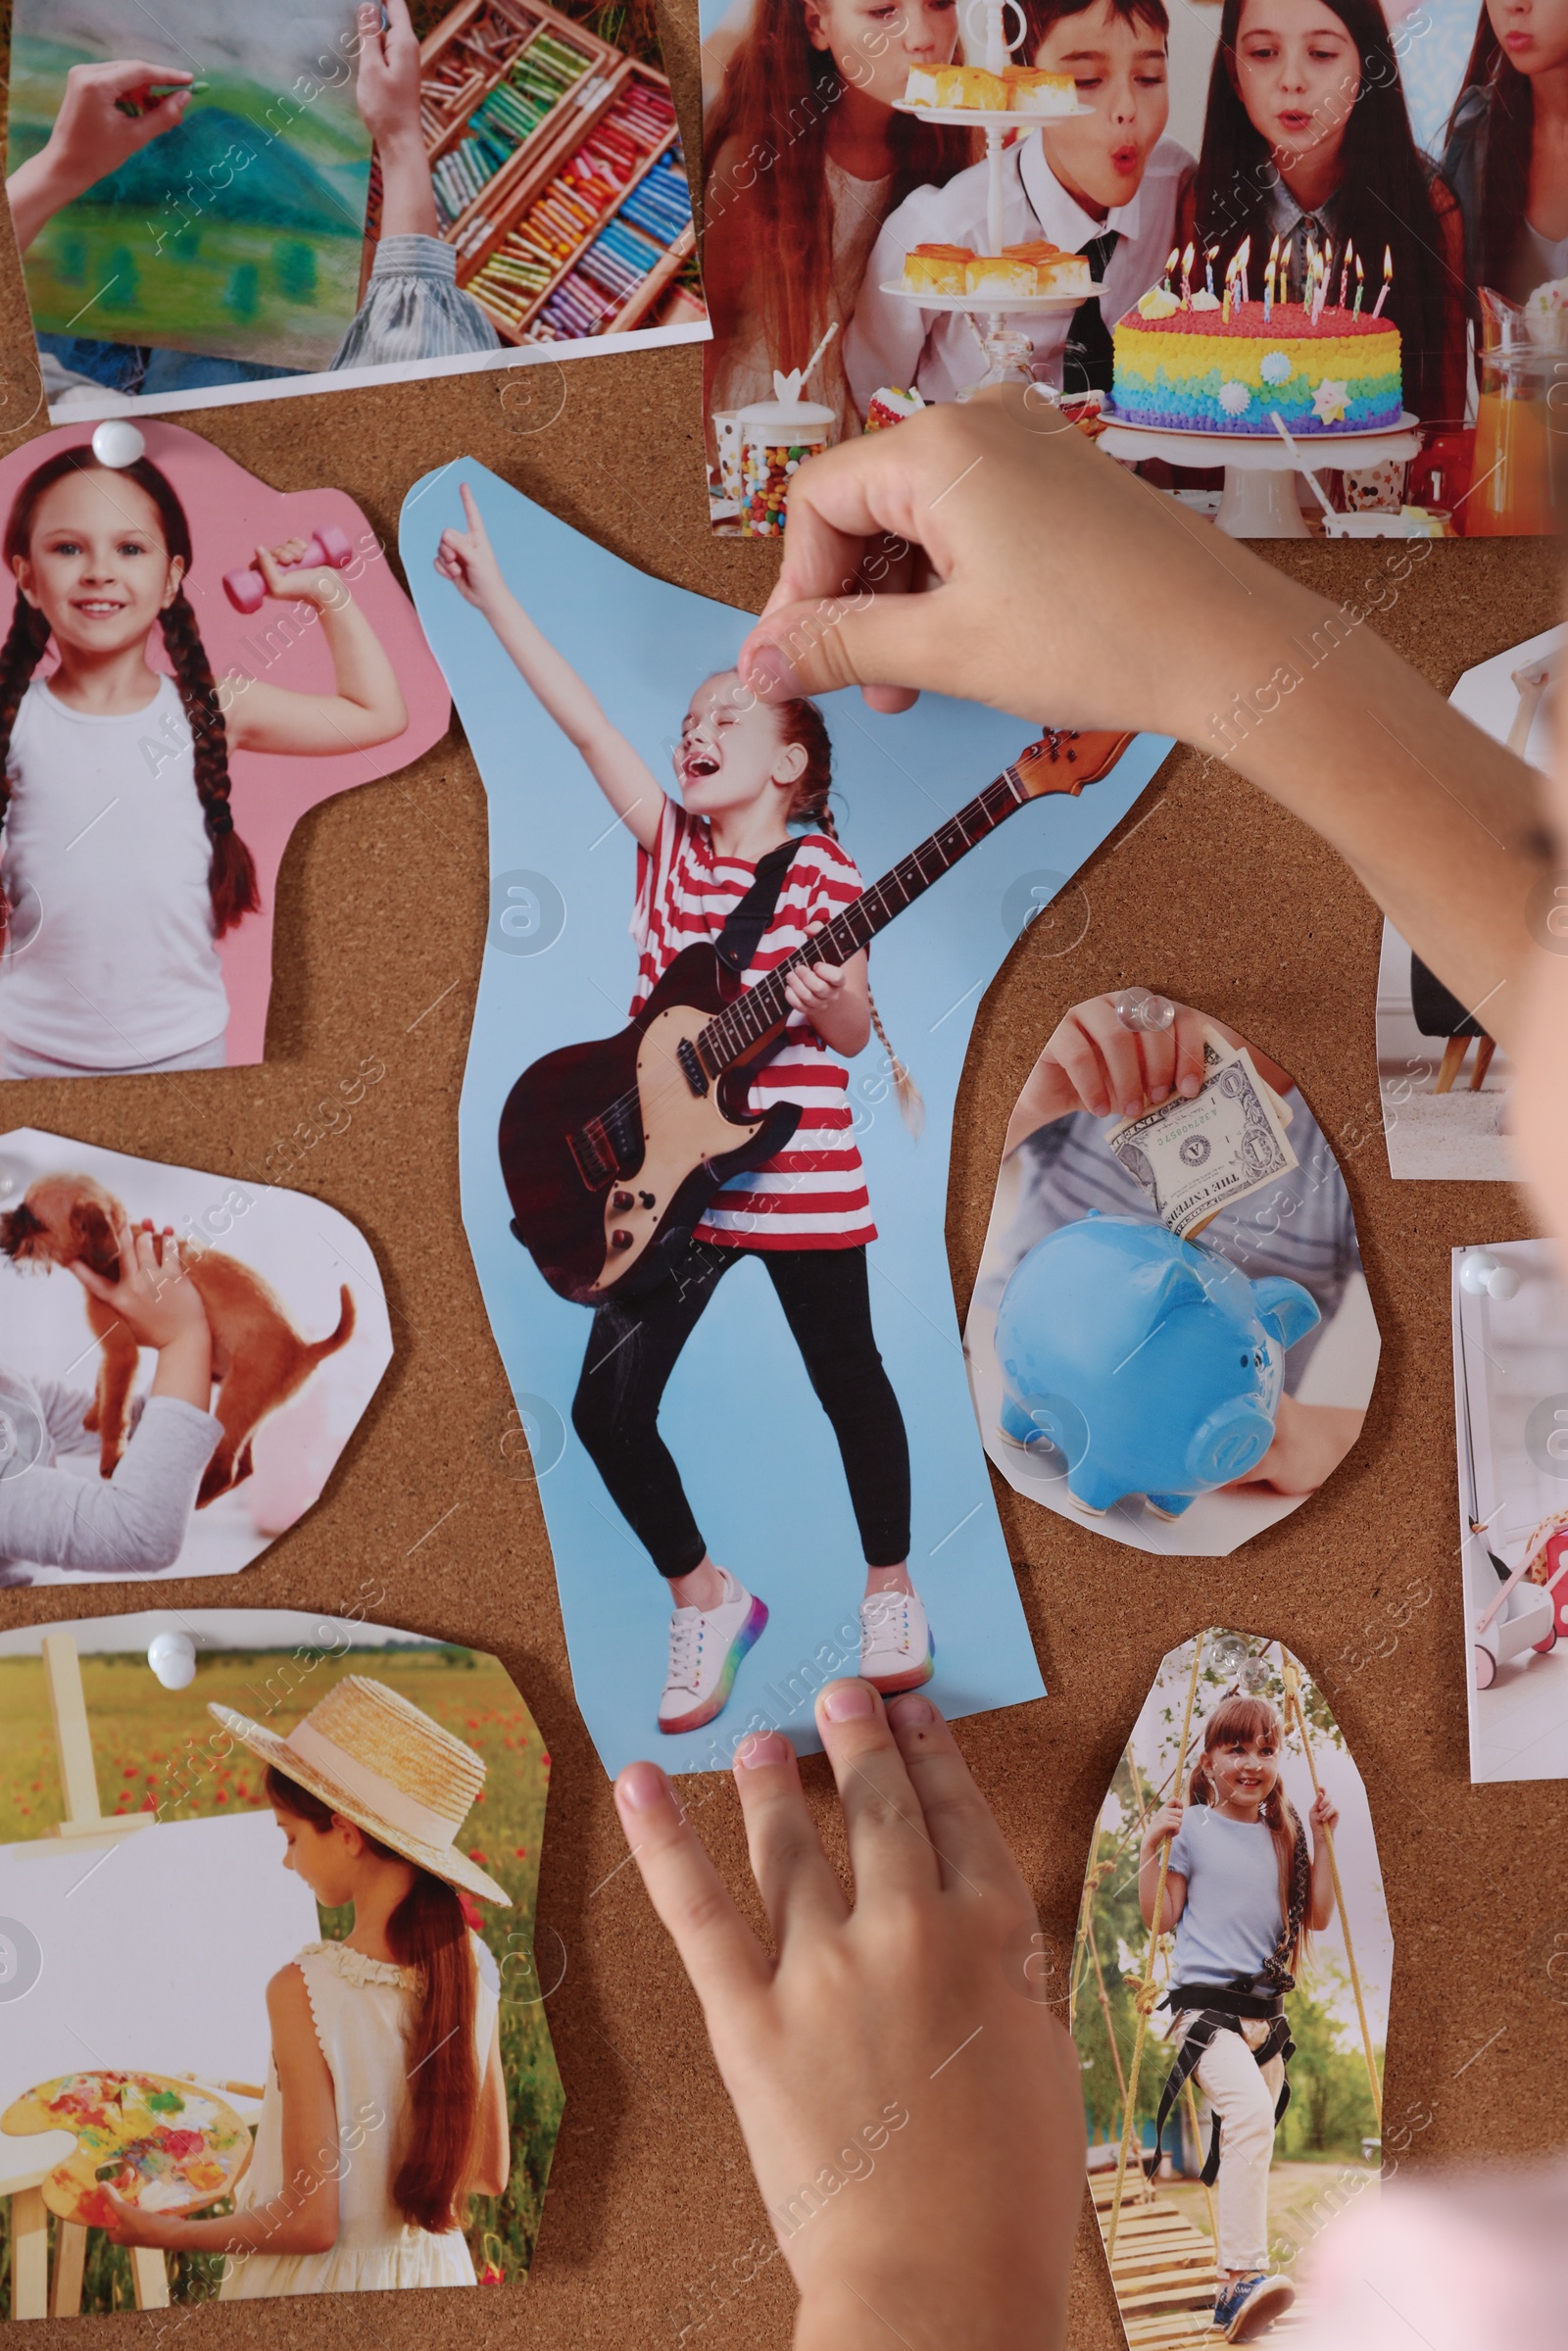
0, 3, 1562, 2340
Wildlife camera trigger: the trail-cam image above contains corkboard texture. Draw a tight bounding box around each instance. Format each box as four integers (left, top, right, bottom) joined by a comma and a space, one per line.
0, 4, 1563, 2344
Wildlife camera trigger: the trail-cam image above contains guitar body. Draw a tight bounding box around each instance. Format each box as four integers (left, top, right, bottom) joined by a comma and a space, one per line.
500, 942, 801, 1305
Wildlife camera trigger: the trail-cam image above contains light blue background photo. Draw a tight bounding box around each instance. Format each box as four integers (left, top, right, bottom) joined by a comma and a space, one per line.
403, 463, 1170, 1777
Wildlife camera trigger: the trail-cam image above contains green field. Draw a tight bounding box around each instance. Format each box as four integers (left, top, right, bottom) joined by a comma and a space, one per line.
0, 1644, 563, 2316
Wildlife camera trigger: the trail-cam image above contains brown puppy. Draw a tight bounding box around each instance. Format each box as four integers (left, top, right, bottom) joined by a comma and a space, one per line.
0, 1172, 356, 1506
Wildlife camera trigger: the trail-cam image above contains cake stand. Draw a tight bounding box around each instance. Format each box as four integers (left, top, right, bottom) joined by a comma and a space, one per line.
893, 0, 1094, 394
1096, 411, 1423, 537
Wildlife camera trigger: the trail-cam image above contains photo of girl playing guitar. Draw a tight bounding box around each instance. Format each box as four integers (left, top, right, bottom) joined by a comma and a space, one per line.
436, 486, 930, 1736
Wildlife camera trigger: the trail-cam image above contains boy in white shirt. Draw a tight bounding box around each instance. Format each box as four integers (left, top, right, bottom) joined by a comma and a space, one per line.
845, 0, 1189, 410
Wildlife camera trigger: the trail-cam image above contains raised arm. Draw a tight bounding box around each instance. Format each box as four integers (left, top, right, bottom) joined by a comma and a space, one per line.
434, 483, 664, 849
222, 541, 407, 757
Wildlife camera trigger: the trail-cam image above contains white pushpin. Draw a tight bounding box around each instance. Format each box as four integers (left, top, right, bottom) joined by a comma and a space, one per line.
1112, 987, 1176, 1035
91, 418, 146, 469
147, 1629, 197, 1690
1460, 1250, 1499, 1296
1487, 1261, 1521, 1301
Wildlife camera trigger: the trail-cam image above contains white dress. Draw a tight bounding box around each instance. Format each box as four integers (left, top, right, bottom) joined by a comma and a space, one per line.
219, 1935, 499, 2298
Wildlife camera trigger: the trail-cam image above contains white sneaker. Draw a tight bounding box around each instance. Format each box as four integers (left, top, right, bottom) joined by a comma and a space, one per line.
859, 1587, 935, 1696
658, 1570, 768, 1735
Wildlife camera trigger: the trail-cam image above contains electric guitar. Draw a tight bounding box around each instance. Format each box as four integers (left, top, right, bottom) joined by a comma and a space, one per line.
500, 727, 1135, 1305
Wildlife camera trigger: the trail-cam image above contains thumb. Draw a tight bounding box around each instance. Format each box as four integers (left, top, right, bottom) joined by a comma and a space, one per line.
68, 1258, 114, 1303
738, 587, 951, 711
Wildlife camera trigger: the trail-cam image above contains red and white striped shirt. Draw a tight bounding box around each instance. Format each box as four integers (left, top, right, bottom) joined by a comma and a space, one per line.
630, 800, 876, 1250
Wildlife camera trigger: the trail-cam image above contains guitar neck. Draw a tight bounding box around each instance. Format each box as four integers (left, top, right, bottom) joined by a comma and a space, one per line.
698, 755, 1034, 1075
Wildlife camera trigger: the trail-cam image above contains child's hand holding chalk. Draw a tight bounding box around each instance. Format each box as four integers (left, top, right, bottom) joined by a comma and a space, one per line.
5, 62, 196, 250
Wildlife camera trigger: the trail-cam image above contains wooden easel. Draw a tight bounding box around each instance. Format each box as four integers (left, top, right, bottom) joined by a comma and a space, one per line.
6, 1633, 167, 2322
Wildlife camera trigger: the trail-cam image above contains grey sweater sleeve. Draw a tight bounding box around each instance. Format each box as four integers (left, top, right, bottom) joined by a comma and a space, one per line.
0, 1396, 221, 1577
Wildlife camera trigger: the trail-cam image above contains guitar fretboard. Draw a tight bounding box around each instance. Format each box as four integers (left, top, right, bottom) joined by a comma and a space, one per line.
697, 756, 1035, 1075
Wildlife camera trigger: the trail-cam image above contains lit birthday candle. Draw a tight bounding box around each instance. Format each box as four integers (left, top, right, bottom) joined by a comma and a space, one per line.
1319, 241, 1333, 321
1338, 237, 1353, 309
1353, 252, 1364, 317
1372, 243, 1393, 318
1180, 240, 1195, 307
1237, 234, 1251, 307
1205, 243, 1218, 297
1264, 231, 1279, 320
1161, 246, 1179, 294
1222, 256, 1234, 323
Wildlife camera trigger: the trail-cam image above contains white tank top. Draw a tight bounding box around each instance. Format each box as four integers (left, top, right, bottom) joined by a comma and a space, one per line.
0, 675, 230, 1068
220, 1935, 500, 2298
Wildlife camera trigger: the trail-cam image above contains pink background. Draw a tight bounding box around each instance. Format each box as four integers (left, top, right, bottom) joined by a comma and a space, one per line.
0, 420, 451, 1066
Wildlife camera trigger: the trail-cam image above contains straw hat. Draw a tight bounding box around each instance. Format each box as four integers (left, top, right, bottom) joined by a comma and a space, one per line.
210, 1676, 510, 1906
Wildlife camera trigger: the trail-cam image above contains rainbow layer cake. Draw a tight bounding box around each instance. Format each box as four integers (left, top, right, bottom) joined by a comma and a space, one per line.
1109, 298, 1401, 434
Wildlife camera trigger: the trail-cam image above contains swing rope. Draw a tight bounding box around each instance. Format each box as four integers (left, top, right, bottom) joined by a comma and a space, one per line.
1105, 1632, 1205, 2263
1278, 1655, 1383, 2127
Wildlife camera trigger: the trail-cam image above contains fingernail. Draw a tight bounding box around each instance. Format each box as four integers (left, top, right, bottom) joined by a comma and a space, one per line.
742, 640, 803, 702
1150, 1084, 1170, 1103
1180, 1075, 1201, 1097
820, 1680, 875, 1723
735, 1731, 790, 1770
887, 1693, 936, 1729
1123, 1100, 1142, 1119
616, 1761, 667, 1812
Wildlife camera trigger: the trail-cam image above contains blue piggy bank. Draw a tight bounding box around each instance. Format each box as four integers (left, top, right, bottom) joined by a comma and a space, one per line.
994, 1213, 1320, 1518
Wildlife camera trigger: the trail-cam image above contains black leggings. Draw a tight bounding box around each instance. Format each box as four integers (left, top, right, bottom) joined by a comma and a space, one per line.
570, 1238, 911, 1580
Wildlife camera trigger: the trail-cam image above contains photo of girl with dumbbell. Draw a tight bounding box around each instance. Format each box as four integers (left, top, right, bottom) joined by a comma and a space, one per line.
0, 429, 415, 1079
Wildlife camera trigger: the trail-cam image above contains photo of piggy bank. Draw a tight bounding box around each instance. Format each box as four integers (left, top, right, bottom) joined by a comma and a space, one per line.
994, 1213, 1321, 1519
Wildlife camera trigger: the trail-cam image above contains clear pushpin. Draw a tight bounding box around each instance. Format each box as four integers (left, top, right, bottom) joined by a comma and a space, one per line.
1112, 988, 1175, 1034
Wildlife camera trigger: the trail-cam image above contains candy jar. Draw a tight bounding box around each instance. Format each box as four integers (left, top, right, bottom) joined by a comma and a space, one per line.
738, 369, 836, 537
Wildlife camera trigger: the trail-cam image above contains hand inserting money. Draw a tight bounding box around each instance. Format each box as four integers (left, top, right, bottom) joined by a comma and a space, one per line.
1002, 996, 1298, 1165
1104, 1029, 1298, 1240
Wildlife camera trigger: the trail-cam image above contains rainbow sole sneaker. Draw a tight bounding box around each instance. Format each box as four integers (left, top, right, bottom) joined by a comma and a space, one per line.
658, 1571, 769, 1735
859, 1589, 935, 1696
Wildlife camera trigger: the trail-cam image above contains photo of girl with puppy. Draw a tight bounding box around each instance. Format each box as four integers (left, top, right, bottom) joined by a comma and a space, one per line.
0, 1127, 392, 1587
1076, 1630, 1390, 2348
0, 419, 449, 1077
403, 461, 1166, 1778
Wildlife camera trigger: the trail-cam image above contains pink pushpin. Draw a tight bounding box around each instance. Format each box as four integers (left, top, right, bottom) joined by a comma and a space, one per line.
223, 524, 355, 614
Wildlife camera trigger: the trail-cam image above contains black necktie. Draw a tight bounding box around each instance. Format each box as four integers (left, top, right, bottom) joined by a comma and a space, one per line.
1062, 229, 1120, 396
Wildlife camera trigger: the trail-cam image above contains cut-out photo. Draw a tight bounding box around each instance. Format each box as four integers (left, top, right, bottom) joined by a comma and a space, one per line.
1077, 1628, 1390, 2347
0, 1607, 561, 2318
700, 0, 1554, 537
7, 0, 706, 422
1452, 1238, 1568, 1782
0, 1126, 392, 1586
1377, 627, 1555, 1180
0, 419, 448, 1077
401, 461, 1170, 1776
966, 997, 1379, 1556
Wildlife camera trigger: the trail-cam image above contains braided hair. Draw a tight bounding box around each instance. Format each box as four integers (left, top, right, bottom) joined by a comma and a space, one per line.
1187, 1690, 1311, 1980
771, 695, 924, 1139
0, 447, 259, 950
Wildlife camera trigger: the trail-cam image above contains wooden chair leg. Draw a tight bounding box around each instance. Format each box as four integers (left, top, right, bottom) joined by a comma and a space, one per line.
50, 2220, 86, 2318
129, 2248, 171, 2311
1435, 1035, 1470, 1094
1470, 1036, 1497, 1092
10, 2186, 50, 2320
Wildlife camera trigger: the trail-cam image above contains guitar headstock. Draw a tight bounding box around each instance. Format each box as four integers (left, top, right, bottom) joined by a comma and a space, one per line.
1011, 727, 1136, 800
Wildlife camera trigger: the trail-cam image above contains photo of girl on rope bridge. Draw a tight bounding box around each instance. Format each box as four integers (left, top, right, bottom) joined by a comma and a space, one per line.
1073, 1629, 1391, 2347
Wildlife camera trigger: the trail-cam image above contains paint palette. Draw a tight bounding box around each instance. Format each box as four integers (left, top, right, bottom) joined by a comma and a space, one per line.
1, 2071, 252, 2226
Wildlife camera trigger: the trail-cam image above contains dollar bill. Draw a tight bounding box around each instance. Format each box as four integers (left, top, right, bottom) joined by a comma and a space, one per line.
1103, 1028, 1298, 1239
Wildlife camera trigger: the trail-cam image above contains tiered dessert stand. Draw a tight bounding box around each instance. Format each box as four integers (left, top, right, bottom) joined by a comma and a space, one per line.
882, 0, 1096, 396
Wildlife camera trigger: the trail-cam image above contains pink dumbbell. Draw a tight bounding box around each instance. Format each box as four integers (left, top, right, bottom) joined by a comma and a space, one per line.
223, 524, 355, 613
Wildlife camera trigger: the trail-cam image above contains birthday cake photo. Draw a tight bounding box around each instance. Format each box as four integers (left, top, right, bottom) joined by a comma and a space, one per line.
1109, 243, 1403, 436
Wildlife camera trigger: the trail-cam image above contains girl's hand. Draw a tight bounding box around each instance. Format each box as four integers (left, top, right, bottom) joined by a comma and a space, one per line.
434, 483, 511, 613
735, 389, 1290, 741
1142, 1798, 1184, 1855
352, 0, 421, 148
614, 1685, 1083, 2349
1015, 995, 1208, 1139
1309, 1788, 1340, 1838
783, 956, 848, 1017
1226, 1393, 1365, 1497
69, 1220, 209, 1352
253, 539, 349, 613
102, 2184, 194, 2249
